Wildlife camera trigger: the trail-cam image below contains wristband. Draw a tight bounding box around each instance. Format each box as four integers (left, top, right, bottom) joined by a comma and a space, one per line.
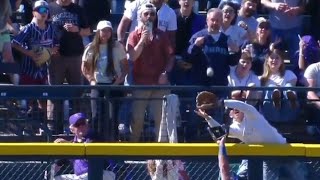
219, 142, 227, 156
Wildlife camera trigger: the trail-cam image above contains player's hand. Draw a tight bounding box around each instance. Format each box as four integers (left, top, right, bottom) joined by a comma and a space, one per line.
194, 109, 210, 120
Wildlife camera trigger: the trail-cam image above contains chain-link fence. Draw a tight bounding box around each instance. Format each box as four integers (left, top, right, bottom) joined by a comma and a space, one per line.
0, 159, 319, 180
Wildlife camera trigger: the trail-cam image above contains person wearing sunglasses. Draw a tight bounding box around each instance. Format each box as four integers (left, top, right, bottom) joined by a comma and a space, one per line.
54, 112, 116, 180
11, 0, 59, 131
117, 0, 177, 47
126, 3, 174, 142
241, 17, 273, 76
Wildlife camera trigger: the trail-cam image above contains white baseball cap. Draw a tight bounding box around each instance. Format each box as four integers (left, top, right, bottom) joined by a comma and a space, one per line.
138, 3, 156, 15
95, 20, 113, 32
33, 0, 48, 10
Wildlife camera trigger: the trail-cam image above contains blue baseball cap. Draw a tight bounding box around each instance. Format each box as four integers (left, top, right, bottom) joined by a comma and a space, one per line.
33, 0, 48, 10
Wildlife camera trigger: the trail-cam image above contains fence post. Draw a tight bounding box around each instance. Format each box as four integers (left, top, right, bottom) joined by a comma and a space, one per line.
88, 157, 104, 180
248, 159, 263, 180
104, 89, 112, 141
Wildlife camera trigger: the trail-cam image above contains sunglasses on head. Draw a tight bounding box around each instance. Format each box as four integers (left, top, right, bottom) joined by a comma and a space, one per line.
143, 11, 156, 17
35, 7, 49, 14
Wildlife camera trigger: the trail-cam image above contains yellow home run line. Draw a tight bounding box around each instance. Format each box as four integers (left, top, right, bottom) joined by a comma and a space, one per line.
0, 143, 319, 157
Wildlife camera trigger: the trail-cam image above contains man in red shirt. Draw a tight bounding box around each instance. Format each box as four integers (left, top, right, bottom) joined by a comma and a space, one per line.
127, 3, 175, 142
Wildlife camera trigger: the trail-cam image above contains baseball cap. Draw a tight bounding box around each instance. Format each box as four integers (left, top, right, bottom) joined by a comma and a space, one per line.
33, 0, 49, 10
256, 17, 271, 29
69, 113, 87, 127
139, 3, 157, 15
95, 20, 113, 32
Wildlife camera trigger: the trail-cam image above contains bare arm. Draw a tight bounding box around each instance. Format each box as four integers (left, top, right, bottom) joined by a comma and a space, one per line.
11, 42, 33, 58
298, 54, 306, 71
127, 41, 145, 61
114, 58, 129, 85
127, 28, 149, 61
306, 78, 320, 109
166, 30, 176, 50
117, 17, 132, 44
218, 137, 232, 180
81, 61, 95, 83
261, 0, 277, 9
298, 39, 306, 70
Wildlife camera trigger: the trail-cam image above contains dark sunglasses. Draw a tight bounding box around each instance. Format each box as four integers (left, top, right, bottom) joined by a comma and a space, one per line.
259, 24, 270, 30
35, 7, 49, 14
143, 11, 156, 17
222, 9, 235, 14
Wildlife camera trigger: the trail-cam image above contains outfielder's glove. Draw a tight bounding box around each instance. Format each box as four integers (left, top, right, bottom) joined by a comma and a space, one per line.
196, 91, 218, 110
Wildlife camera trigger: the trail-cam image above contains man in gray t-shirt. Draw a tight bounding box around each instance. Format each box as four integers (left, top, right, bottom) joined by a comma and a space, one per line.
304, 62, 320, 106
304, 62, 320, 134
261, 0, 305, 61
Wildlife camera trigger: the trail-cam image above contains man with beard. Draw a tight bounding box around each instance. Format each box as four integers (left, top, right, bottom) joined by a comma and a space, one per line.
126, 3, 174, 142
117, 0, 177, 46
236, 0, 258, 41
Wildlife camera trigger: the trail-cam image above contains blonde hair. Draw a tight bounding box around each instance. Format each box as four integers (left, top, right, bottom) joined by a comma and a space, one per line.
260, 44, 286, 86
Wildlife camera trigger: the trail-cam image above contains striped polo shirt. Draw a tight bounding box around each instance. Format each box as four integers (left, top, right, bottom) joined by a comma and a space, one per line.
12, 22, 57, 79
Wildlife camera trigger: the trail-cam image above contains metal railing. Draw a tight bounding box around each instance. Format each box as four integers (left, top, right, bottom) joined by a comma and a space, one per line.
0, 85, 319, 143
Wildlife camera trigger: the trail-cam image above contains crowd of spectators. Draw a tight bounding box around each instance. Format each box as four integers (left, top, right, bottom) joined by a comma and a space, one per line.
1, 0, 320, 142
1, 0, 320, 179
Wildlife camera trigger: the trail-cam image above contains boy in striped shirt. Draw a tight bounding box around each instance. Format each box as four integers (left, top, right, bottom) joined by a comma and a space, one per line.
12, 0, 58, 85
12, 0, 58, 120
